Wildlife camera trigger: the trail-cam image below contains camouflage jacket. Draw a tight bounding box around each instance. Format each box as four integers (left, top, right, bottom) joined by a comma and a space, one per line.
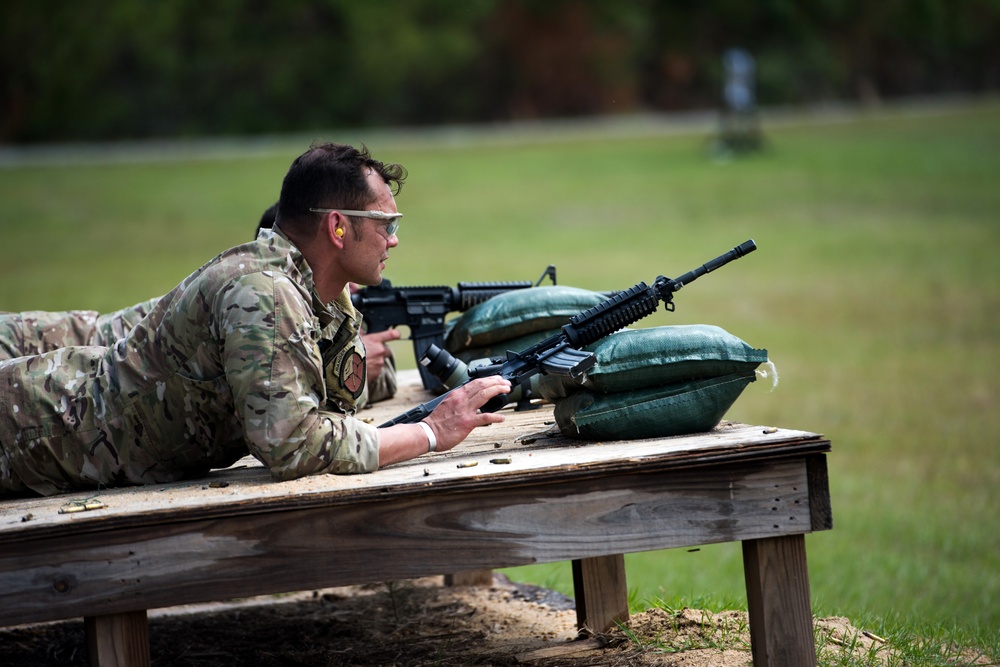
0, 229, 380, 496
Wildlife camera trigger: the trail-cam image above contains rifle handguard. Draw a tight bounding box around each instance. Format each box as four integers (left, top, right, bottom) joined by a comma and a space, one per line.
562, 283, 662, 348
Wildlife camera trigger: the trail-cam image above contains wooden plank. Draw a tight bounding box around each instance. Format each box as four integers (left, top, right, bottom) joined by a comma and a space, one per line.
572, 555, 629, 634
84, 610, 150, 667
0, 457, 821, 627
517, 637, 606, 662
742, 535, 817, 667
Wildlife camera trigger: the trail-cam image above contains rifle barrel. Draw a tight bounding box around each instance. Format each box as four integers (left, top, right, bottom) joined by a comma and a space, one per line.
669, 239, 756, 290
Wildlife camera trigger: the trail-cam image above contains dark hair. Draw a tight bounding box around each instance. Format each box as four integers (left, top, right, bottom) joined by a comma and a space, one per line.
275, 142, 406, 236
255, 202, 278, 238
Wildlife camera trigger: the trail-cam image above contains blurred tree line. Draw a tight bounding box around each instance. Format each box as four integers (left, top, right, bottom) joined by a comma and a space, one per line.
2, 0, 998, 144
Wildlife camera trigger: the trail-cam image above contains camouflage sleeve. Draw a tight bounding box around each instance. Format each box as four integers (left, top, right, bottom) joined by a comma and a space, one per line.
220, 273, 380, 480
0, 310, 99, 361
93, 297, 161, 346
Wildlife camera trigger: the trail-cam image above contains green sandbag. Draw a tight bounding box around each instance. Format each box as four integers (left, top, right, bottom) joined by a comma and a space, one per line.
538, 325, 767, 400
553, 371, 757, 440
444, 286, 607, 350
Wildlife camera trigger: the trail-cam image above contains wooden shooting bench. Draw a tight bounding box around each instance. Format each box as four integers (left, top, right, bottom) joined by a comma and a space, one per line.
0, 369, 832, 667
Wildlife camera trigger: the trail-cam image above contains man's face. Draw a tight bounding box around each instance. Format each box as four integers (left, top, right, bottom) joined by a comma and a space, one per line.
342, 169, 400, 287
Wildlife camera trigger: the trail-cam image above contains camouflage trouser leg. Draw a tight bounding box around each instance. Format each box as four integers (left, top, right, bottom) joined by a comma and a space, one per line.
0, 310, 99, 362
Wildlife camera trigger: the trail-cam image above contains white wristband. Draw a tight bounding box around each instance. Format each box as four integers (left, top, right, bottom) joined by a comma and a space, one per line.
417, 421, 437, 453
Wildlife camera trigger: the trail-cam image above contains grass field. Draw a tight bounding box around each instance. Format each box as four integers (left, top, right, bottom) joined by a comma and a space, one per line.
2, 99, 998, 656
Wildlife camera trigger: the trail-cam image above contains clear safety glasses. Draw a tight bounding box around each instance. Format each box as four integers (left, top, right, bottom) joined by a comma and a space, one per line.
308, 208, 402, 237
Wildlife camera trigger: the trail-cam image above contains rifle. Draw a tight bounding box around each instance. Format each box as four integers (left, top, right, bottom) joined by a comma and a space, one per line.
353, 266, 557, 392
380, 240, 757, 427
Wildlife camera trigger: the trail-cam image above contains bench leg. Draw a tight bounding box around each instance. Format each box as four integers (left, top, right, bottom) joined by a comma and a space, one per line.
572, 554, 629, 634
742, 535, 816, 667
84, 610, 150, 667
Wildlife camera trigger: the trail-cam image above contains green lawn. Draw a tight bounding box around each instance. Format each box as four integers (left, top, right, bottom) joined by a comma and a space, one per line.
2, 100, 998, 650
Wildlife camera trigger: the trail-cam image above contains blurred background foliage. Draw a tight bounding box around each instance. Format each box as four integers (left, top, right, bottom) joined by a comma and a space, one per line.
3, 0, 998, 144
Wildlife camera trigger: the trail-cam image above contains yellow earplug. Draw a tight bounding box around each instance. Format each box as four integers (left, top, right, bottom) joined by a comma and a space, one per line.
335, 227, 345, 237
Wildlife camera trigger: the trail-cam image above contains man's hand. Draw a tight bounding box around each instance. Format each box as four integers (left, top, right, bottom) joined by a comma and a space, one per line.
421, 376, 511, 452
375, 376, 511, 468
361, 329, 400, 381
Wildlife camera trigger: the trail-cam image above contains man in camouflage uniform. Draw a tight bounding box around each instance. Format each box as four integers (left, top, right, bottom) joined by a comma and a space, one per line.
0, 142, 510, 497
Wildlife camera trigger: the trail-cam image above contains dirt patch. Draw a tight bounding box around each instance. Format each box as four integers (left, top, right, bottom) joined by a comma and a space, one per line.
0, 575, 983, 667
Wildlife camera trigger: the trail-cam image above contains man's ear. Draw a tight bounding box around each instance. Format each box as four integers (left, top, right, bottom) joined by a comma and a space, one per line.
324, 212, 347, 247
